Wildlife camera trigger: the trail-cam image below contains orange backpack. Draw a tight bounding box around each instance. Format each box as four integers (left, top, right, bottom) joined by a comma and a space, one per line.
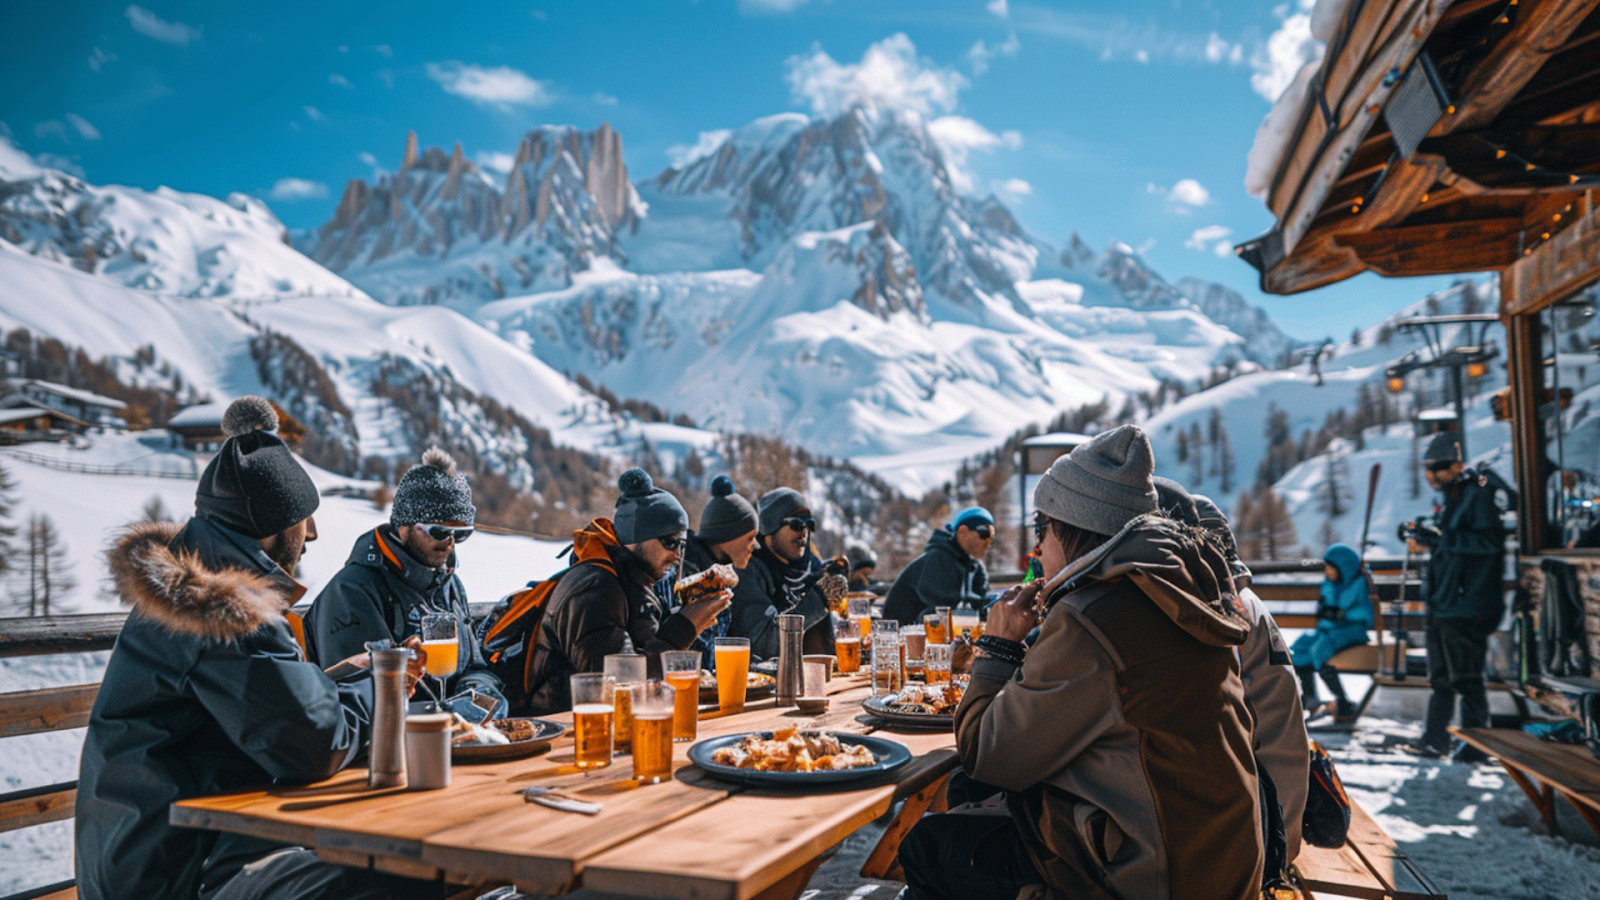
479, 519, 619, 697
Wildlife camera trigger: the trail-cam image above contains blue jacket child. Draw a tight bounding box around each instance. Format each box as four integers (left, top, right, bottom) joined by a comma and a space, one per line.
1291, 543, 1373, 720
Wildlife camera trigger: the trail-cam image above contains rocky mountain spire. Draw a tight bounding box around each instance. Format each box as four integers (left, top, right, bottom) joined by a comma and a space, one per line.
401, 131, 419, 172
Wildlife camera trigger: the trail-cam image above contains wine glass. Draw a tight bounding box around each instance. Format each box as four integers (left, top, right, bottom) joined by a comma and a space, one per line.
419, 613, 460, 710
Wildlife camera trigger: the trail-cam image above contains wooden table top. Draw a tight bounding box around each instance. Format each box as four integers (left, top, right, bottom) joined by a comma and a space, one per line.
171, 672, 958, 900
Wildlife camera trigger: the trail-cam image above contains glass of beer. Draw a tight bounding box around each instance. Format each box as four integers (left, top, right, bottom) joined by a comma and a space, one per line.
925, 642, 952, 684
848, 598, 875, 650
569, 673, 615, 771
952, 606, 980, 640
630, 681, 676, 784
660, 650, 702, 742
923, 612, 948, 645
714, 637, 750, 713
604, 653, 646, 754
419, 613, 459, 708
835, 634, 862, 674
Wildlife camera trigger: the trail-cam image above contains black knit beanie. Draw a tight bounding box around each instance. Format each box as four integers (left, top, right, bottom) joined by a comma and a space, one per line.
194, 397, 320, 540
757, 487, 809, 536
613, 468, 688, 545
392, 447, 476, 527
698, 476, 758, 545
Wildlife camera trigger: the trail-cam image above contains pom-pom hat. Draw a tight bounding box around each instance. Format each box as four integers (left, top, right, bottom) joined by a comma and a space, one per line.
698, 475, 758, 545
391, 447, 476, 528
613, 468, 688, 545
195, 396, 320, 540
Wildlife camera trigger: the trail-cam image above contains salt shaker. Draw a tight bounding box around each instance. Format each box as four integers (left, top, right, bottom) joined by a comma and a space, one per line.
776, 614, 804, 707
368, 647, 410, 789
405, 713, 452, 790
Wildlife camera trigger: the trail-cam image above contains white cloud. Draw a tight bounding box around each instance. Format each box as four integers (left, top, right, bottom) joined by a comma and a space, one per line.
967, 32, 1020, 75
377, 69, 394, 90
375, 44, 393, 58
1251, 1, 1321, 101
593, 92, 618, 106
1185, 224, 1234, 256
357, 151, 380, 167
125, 5, 201, 46
329, 73, 353, 88
1012, 10, 1250, 69
268, 178, 327, 201
337, 45, 348, 54
33, 120, 68, 142
992, 177, 1032, 201
426, 61, 554, 109
1148, 178, 1210, 213
65, 114, 100, 141
739, 0, 810, 14
88, 47, 117, 72
785, 33, 968, 119
474, 150, 515, 175
928, 116, 1022, 193
1134, 49, 1150, 64
666, 129, 733, 169
303, 105, 326, 122
987, 0, 1009, 17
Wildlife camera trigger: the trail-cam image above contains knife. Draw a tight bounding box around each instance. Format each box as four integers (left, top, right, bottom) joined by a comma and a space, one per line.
522, 786, 602, 815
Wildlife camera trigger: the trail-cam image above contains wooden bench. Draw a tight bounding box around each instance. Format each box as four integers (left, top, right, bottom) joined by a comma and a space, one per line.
1320, 642, 1529, 725
1451, 726, 1600, 839
1293, 801, 1445, 900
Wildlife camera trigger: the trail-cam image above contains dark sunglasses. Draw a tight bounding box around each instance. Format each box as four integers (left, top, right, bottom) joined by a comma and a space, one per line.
1033, 513, 1052, 544
971, 524, 993, 540
420, 524, 473, 543
780, 516, 816, 533
657, 534, 687, 553
1426, 461, 1457, 474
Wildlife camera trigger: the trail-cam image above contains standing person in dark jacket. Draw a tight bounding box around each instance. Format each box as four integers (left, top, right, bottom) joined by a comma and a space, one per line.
728, 487, 838, 659
882, 506, 993, 625
76, 397, 431, 900
1402, 433, 1509, 761
522, 469, 731, 713
304, 447, 504, 709
672, 475, 759, 645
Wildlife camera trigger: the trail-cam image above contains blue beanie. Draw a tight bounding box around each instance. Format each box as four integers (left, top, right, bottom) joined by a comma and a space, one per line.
613, 468, 688, 545
949, 506, 994, 531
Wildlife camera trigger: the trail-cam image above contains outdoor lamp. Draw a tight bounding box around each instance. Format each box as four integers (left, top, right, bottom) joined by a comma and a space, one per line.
1387, 376, 1405, 393
1467, 362, 1487, 379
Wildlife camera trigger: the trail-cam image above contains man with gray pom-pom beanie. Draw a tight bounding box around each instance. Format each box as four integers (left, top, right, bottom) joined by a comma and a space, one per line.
520, 468, 732, 714
304, 447, 505, 710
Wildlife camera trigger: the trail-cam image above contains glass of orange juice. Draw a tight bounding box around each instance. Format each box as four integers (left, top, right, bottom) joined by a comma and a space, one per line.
420, 613, 460, 708
714, 637, 750, 713
570, 673, 615, 771
660, 650, 701, 742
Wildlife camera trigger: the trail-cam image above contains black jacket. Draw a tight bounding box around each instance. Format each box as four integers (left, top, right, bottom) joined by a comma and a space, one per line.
728, 544, 835, 660
671, 531, 734, 647
303, 524, 501, 699
1423, 471, 1508, 621
76, 518, 373, 900
521, 521, 698, 714
883, 527, 990, 625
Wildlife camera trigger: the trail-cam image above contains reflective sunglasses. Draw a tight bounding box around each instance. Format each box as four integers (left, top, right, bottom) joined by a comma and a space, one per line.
780, 516, 816, 533
1033, 513, 1052, 544
419, 524, 474, 543
972, 524, 993, 540
657, 534, 687, 554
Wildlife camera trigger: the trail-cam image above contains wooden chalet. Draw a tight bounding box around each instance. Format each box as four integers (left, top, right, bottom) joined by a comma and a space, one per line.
1242, 0, 1600, 769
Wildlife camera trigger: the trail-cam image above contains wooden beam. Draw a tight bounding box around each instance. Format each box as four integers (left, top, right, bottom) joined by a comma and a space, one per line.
1504, 191, 1600, 315
1335, 217, 1525, 276
1436, 0, 1600, 135
0, 684, 98, 737
1503, 313, 1550, 551
0, 614, 124, 659
0, 783, 75, 833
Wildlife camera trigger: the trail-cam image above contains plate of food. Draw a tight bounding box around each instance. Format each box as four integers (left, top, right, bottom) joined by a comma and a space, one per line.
860, 681, 965, 728
697, 670, 777, 703
450, 717, 566, 762
688, 727, 911, 786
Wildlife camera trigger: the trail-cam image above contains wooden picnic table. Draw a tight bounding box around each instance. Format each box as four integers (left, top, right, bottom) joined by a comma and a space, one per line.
171, 673, 958, 900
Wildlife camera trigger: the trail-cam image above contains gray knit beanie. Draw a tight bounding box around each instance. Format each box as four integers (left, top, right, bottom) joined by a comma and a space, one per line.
1422, 432, 1463, 464
614, 468, 688, 545
392, 447, 476, 527
758, 487, 809, 536
1033, 424, 1158, 536
698, 475, 758, 545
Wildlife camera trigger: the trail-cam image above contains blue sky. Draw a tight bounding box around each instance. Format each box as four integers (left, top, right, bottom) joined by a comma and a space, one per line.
0, 0, 1458, 339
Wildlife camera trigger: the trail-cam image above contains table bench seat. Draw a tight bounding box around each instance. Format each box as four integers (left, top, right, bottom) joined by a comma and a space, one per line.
1451, 726, 1600, 839
1293, 801, 1444, 900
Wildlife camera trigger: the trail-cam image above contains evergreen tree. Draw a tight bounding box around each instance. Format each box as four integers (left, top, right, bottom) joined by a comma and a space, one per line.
12, 513, 75, 616
1318, 452, 1352, 520
140, 494, 172, 523
1218, 428, 1236, 494
1175, 429, 1189, 464
0, 461, 17, 577
1188, 421, 1205, 486
1207, 408, 1225, 478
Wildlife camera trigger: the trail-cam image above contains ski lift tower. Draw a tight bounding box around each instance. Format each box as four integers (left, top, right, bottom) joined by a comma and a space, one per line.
1383, 313, 1500, 459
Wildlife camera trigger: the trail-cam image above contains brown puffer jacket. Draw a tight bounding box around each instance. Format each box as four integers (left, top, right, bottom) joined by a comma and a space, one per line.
954, 514, 1262, 900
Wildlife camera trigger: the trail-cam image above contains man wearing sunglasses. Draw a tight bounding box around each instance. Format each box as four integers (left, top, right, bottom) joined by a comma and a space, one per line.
883, 506, 994, 626
1399, 432, 1509, 762
304, 447, 506, 710
727, 487, 838, 658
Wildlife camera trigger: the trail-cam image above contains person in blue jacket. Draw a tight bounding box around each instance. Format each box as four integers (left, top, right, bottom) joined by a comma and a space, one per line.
1291, 543, 1373, 722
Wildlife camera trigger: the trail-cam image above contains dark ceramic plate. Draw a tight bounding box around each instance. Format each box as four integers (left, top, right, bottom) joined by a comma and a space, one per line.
452, 718, 565, 762
860, 695, 955, 730
688, 731, 911, 787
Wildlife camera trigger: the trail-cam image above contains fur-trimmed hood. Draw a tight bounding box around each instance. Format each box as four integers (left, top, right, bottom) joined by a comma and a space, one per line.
109, 521, 292, 641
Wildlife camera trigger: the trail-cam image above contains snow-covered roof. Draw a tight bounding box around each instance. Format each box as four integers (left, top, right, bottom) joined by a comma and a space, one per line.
166, 402, 229, 429
10, 379, 126, 410
1023, 432, 1096, 448
0, 405, 86, 426
1416, 408, 1458, 422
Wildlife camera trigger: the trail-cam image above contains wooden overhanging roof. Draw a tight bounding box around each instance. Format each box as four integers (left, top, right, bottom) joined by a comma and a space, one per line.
1240, 0, 1600, 315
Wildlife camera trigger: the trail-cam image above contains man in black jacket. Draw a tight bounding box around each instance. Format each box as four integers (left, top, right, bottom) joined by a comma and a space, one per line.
304, 447, 503, 709
76, 397, 429, 900
673, 475, 760, 645
522, 469, 731, 713
883, 506, 993, 625
728, 487, 837, 658
1403, 433, 1509, 761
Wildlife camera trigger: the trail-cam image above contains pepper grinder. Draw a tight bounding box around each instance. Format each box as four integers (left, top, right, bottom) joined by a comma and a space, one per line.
776, 614, 804, 707
368, 647, 410, 789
